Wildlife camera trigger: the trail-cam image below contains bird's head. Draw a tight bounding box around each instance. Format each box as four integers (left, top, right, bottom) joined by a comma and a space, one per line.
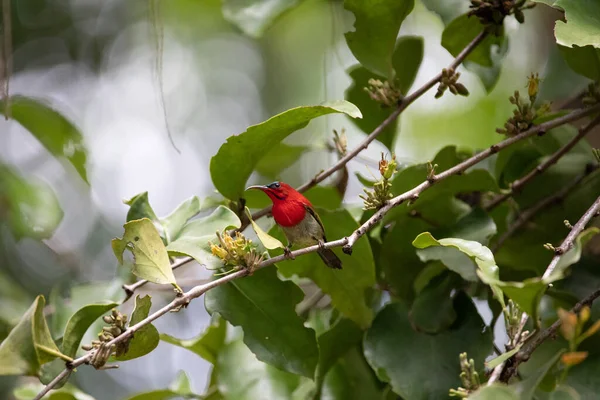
246, 181, 295, 203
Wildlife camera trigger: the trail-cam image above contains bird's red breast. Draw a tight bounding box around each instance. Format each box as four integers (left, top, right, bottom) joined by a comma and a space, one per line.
251, 182, 312, 227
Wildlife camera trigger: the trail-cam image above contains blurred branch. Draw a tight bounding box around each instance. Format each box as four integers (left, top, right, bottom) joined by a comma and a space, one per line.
489, 192, 600, 384
485, 116, 600, 211
36, 103, 600, 400
491, 165, 598, 253
148, 0, 180, 153
1, 0, 11, 118
248, 30, 490, 224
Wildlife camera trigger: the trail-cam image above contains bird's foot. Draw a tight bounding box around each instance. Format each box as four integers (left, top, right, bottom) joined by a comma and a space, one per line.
317, 240, 325, 250
284, 247, 295, 260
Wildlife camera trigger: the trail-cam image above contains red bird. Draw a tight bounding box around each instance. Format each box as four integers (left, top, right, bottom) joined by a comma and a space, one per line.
247, 181, 342, 269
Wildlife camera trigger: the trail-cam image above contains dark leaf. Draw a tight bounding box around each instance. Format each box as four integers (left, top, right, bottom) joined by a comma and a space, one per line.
363, 294, 493, 399
205, 267, 319, 377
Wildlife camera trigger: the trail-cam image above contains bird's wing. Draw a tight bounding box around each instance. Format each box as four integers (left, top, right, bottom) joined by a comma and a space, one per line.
303, 204, 327, 241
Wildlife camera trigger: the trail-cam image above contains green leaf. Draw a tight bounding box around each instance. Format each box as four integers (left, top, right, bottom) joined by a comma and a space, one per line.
160, 196, 201, 242
441, 13, 504, 67
245, 207, 284, 250
112, 218, 178, 287
115, 295, 160, 361
271, 208, 376, 327
413, 232, 565, 316
255, 143, 307, 179
160, 315, 226, 364
379, 215, 431, 302
13, 382, 96, 400
559, 44, 600, 81
409, 273, 458, 333
315, 318, 363, 395
0, 295, 61, 376
392, 36, 425, 94
210, 101, 361, 200
512, 351, 563, 399
551, 0, 600, 48
363, 294, 492, 399
344, 0, 415, 78
549, 385, 581, 400
125, 370, 198, 400
60, 302, 118, 358
166, 206, 241, 269
222, 0, 302, 38
555, 227, 600, 271
124, 192, 159, 224
320, 347, 383, 400
416, 208, 497, 282
0, 96, 88, 183
205, 267, 319, 377
217, 339, 307, 399
345, 36, 422, 150
468, 385, 519, 400
0, 164, 63, 240
385, 146, 498, 224
567, 353, 600, 397
485, 344, 522, 369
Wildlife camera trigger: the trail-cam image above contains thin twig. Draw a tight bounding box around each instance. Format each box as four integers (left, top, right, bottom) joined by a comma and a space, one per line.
542, 194, 600, 279
490, 192, 600, 384
121, 256, 193, 302
248, 31, 490, 223
1, 0, 11, 118
35, 103, 600, 399
486, 116, 600, 211
342, 105, 600, 252
491, 166, 598, 253
498, 287, 600, 383
33, 369, 72, 400
298, 289, 327, 317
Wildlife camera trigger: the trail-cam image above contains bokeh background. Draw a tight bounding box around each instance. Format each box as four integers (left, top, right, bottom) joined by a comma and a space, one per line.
0, 0, 594, 398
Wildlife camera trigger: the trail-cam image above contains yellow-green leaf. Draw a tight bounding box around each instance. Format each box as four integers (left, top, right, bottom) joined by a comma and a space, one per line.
112, 218, 178, 287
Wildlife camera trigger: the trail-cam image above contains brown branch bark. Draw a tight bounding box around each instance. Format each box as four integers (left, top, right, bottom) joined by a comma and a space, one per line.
485, 116, 600, 211
491, 165, 598, 253
489, 192, 600, 384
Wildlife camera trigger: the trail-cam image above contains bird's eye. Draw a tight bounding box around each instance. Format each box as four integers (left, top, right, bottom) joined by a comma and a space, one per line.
268, 182, 281, 189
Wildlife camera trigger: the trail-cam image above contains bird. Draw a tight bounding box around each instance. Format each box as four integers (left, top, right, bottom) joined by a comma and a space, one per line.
246, 181, 342, 269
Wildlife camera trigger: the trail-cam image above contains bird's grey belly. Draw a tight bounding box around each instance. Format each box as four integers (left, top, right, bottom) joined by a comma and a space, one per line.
281, 214, 323, 247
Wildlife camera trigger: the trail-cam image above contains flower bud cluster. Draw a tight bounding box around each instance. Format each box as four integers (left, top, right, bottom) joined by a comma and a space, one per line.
435, 68, 469, 99
360, 154, 398, 210
449, 353, 480, 398
496, 74, 550, 136
210, 230, 264, 274
469, 0, 535, 34
81, 309, 130, 369
364, 79, 402, 108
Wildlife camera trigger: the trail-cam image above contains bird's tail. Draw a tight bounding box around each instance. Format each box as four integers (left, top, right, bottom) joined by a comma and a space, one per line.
317, 248, 342, 269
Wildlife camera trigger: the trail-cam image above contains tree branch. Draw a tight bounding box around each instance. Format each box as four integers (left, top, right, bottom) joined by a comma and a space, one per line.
36, 102, 600, 399
120, 30, 492, 300
485, 116, 600, 211
491, 165, 598, 253
489, 192, 600, 384
249, 31, 490, 222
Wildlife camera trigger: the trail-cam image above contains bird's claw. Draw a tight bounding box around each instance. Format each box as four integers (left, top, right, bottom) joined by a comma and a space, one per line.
318, 240, 325, 250
284, 247, 295, 260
